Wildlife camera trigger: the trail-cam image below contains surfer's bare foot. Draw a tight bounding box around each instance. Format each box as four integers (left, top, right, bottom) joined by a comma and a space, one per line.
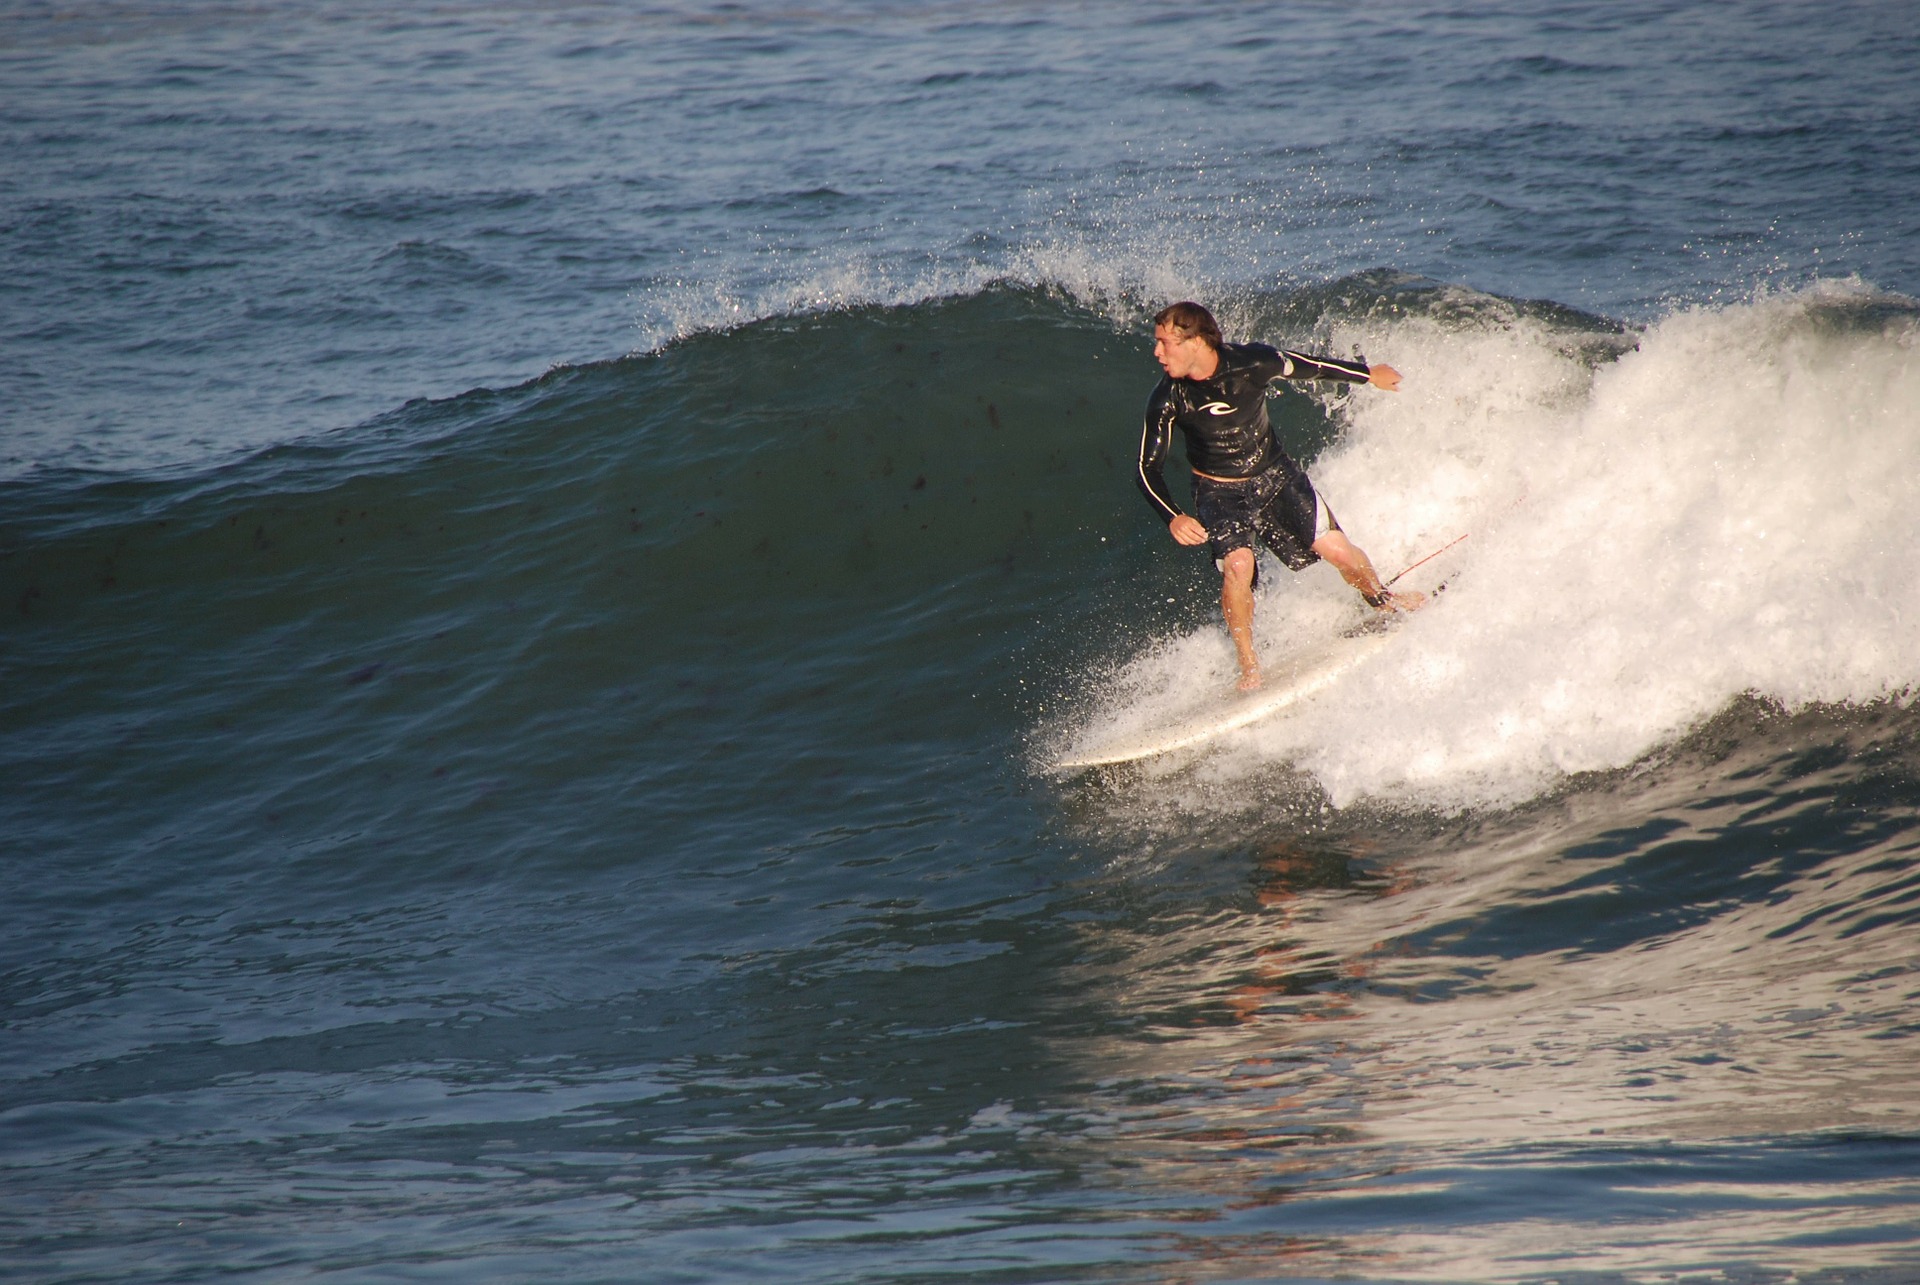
1376, 589, 1427, 612
1236, 666, 1263, 692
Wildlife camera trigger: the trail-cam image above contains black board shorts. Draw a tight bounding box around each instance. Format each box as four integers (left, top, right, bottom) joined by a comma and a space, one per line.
1192, 464, 1336, 573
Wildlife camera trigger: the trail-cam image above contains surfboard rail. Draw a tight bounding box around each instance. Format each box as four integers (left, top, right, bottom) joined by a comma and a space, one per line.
1049, 627, 1396, 771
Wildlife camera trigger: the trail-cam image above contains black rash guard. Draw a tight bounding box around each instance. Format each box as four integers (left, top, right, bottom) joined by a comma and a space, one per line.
1135, 341, 1371, 524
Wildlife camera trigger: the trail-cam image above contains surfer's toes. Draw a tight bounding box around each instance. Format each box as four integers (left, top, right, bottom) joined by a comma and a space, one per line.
1237, 671, 1264, 692
1377, 589, 1428, 613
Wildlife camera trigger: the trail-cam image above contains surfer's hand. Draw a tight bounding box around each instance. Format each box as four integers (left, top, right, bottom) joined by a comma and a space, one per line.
1368, 363, 1401, 391
1168, 515, 1209, 546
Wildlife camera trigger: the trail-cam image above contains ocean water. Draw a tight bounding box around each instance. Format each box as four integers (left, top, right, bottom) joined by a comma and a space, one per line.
4, 2, 1920, 1282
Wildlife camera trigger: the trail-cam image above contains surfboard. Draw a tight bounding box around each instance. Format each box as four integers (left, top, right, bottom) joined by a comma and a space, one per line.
1049, 625, 1398, 771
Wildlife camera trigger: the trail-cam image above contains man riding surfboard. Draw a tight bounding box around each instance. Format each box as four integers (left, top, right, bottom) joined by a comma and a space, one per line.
1136, 301, 1422, 691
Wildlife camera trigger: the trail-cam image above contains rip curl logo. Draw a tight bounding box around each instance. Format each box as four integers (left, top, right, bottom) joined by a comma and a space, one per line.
1198, 401, 1234, 415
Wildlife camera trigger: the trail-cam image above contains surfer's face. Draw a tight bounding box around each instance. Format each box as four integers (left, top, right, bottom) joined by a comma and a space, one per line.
1153, 325, 1217, 380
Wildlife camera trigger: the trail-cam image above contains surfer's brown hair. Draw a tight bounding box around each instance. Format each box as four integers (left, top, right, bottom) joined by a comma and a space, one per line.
1153, 301, 1223, 352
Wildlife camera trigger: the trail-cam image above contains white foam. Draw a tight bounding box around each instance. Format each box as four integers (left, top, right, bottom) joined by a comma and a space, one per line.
1089, 282, 1920, 811
633, 254, 1004, 352
629, 219, 1292, 352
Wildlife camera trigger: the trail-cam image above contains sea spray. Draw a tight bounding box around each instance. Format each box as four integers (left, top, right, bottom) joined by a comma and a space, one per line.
1065, 283, 1920, 810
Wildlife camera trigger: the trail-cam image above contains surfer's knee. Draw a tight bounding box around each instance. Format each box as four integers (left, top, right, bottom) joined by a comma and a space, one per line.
1219, 546, 1256, 587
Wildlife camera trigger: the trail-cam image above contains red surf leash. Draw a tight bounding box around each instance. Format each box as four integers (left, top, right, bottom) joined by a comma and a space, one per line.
1385, 532, 1469, 588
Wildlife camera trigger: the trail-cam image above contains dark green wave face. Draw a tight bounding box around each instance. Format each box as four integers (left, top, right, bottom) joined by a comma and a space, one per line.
7, 281, 1920, 1284
3, 288, 1157, 888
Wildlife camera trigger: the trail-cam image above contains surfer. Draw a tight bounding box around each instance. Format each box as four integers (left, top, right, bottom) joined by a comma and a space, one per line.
1136, 301, 1421, 691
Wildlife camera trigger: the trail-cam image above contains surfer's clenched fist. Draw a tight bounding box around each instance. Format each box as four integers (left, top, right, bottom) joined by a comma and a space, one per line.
1167, 514, 1209, 546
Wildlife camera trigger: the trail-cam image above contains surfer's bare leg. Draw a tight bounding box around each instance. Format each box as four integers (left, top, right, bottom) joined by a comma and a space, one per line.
1220, 547, 1262, 690
1312, 530, 1426, 611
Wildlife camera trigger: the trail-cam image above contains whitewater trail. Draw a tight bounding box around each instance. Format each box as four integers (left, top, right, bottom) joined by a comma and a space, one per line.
1063, 283, 1920, 810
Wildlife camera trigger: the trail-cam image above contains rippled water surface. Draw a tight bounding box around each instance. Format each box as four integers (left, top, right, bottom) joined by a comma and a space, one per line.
4, 2, 1919, 1281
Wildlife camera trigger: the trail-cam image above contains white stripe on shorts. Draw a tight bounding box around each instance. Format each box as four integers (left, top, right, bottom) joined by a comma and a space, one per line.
1313, 489, 1334, 540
